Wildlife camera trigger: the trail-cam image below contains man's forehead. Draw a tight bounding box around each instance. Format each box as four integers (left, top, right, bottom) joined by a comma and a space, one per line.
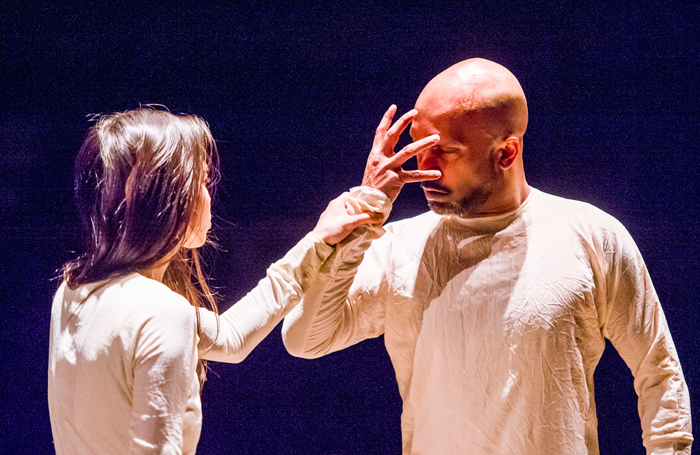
408, 111, 442, 138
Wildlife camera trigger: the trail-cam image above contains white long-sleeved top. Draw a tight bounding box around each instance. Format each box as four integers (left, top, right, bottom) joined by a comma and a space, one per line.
282, 187, 693, 455
48, 232, 333, 455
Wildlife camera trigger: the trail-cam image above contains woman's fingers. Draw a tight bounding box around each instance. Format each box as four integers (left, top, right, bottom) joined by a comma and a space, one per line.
345, 212, 373, 229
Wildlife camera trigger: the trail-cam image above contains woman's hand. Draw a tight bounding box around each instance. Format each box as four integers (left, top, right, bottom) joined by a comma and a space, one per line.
312, 193, 381, 245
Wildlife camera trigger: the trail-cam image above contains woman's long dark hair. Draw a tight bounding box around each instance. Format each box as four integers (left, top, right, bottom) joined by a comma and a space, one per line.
62, 108, 219, 388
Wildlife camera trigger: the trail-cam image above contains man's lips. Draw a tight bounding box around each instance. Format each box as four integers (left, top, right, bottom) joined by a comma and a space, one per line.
421, 183, 450, 194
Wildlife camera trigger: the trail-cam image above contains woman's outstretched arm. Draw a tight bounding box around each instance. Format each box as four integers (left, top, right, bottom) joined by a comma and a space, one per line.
197, 192, 378, 363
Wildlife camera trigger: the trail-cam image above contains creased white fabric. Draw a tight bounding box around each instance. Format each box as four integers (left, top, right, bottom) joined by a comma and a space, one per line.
49, 232, 334, 455
282, 187, 692, 455
49, 275, 199, 455
198, 232, 334, 362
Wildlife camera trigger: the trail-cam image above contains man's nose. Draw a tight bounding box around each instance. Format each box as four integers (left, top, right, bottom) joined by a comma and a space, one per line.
417, 149, 440, 170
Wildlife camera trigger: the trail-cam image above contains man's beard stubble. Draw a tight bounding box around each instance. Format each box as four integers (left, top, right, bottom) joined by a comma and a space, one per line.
423, 180, 496, 218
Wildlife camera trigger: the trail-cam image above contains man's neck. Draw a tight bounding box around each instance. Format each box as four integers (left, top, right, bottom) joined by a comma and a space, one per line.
469, 179, 530, 218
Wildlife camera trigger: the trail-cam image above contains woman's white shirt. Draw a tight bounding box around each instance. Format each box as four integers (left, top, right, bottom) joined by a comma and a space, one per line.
49, 274, 200, 455
48, 232, 335, 454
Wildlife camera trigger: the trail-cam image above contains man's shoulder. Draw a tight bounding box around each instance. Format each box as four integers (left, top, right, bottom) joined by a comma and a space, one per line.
530, 188, 630, 236
532, 189, 617, 220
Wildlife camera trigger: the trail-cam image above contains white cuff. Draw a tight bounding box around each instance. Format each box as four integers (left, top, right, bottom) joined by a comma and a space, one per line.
347, 186, 393, 223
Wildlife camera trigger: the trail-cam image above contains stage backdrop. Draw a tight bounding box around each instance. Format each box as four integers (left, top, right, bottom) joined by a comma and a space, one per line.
2, 2, 698, 454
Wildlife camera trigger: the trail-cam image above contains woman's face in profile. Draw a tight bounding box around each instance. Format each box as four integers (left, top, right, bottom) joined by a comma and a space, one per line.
183, 183, 212, 249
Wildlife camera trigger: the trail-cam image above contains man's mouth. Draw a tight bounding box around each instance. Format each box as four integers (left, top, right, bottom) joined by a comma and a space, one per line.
421, 183, 450, 194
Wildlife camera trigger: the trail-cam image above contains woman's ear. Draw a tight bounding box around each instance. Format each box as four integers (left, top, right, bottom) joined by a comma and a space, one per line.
498, 137, 520, 170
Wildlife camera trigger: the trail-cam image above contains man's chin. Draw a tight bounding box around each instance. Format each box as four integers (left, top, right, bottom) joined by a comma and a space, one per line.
427, 200, 472, 218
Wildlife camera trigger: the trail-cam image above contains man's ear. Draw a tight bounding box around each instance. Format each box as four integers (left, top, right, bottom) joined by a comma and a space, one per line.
498, 137, 520, 170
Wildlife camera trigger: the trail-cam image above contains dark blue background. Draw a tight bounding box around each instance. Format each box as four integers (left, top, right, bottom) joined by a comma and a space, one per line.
2, 2, 698, 454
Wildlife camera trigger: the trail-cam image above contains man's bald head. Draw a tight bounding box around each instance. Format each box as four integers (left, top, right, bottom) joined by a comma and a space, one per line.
411, 59, 531, 217
415, 58, 528, 142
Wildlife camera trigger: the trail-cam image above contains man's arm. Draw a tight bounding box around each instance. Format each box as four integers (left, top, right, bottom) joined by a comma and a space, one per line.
598, 221, 693, 455
282, 187, 393, 357
198, 231, 334, 363
282, 106, 441, 357
197, 193, 374, 363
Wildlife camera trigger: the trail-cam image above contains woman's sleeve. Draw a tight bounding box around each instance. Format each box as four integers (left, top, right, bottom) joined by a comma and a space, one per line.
197, 232, 335, 363
128, 300, 199, 455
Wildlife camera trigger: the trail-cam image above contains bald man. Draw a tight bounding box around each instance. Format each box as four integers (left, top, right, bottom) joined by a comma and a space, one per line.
282, 59, 692, 454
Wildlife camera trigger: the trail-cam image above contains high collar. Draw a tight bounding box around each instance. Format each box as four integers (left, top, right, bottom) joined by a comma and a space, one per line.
442, 187, 535, 233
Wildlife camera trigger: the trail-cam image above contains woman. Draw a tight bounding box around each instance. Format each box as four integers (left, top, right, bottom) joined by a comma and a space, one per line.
47, 109, 375, 454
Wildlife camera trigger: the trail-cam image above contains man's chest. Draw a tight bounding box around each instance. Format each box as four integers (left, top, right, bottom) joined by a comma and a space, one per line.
386, 225, 604, 355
